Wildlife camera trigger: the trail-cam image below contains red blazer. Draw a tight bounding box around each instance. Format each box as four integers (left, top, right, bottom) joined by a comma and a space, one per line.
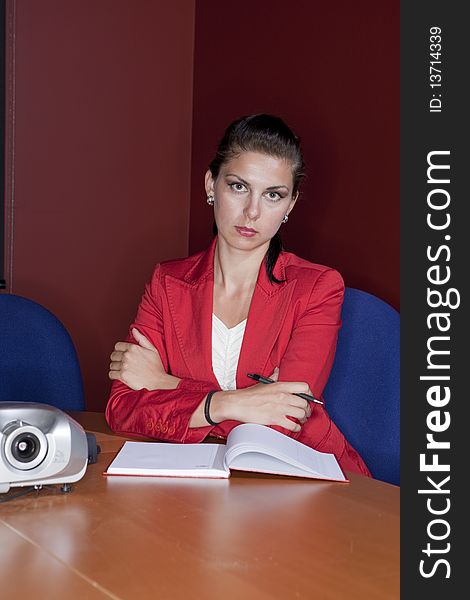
106, 237, 370, 477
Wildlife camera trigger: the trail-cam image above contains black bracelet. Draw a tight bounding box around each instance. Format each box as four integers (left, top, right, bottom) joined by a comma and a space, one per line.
204, 390, 220, 426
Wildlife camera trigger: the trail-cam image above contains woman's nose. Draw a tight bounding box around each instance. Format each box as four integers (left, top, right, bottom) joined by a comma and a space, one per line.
244, 195, 261, 220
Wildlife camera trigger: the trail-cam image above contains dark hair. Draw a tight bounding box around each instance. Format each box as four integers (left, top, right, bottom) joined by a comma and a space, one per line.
209, 114, 305, 284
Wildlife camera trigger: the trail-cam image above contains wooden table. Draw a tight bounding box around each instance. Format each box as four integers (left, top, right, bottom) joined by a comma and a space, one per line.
0, 413, 399, 599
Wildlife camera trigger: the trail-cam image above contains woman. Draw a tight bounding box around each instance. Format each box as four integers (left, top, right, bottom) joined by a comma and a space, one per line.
106, 114, 370, 477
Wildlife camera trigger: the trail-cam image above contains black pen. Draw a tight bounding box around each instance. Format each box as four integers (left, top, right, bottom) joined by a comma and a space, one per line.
247, 373, 324, 405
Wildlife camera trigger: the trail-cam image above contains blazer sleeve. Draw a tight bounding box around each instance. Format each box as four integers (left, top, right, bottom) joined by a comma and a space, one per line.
105, 264, 217, 443
274, 269, 371, 477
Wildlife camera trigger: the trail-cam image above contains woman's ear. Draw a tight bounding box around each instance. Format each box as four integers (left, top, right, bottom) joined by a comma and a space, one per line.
205, 170, 215, 197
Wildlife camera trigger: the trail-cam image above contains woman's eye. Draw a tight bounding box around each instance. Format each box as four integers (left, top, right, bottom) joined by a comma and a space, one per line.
230, 182, 247, 193
266, 191, 281, 202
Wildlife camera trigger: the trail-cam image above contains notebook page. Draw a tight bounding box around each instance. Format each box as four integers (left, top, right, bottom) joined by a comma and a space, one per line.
106, 441, 229, 478
225, 424, 346, 481
228, 451, 331, 479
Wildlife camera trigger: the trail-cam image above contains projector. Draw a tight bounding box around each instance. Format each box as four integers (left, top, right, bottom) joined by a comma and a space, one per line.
0, 402, 89, 494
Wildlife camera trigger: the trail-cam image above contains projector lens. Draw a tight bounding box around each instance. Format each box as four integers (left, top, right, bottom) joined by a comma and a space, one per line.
3, 423, 48, 470
11, 432, 41, 463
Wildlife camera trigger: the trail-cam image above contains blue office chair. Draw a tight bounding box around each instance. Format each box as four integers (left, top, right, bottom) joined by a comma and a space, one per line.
0, 293, 85, 410
323, 287, 400, 485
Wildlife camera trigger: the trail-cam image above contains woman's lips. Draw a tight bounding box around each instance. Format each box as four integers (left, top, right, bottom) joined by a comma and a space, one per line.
235, 226, 257, 237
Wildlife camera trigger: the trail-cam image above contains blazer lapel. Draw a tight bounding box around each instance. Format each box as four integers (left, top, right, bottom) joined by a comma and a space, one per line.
236, 252, 297, 388
165, 238, 219, 386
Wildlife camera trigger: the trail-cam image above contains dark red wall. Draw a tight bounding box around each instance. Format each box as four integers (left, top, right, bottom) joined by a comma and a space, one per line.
4, 0, 195, 409
189, 0, 399, 310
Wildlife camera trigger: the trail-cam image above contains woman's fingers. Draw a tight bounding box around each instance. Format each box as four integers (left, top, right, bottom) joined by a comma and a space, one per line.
258, 391, 309, 428
114, 341, 132, 352
287, 404, 308, 420
272, 381, 314, 416
280, 417, 302, 432
268, 394, 309, 428
288, 395, 311, 418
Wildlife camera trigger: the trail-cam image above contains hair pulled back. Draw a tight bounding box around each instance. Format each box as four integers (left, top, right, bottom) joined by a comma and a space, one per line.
209, 114, 305, 284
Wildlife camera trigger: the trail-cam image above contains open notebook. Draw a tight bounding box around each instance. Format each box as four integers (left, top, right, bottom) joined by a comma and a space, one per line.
105, 423, 347, 482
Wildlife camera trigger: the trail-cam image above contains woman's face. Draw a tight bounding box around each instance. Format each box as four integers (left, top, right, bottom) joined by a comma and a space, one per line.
205, 151, 297, 253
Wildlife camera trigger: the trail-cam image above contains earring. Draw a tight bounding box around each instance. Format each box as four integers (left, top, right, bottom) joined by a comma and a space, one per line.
282, 214, 289, 224
207, 195, 214, 206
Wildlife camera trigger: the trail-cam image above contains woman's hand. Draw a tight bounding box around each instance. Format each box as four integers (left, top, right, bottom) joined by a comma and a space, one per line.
211, 368, 313, 432
108, 328, 168, 391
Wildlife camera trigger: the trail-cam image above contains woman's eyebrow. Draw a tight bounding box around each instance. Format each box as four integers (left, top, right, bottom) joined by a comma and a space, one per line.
266, 185, 289, 191
225, 173, 289, 191
225, 173, 249, 186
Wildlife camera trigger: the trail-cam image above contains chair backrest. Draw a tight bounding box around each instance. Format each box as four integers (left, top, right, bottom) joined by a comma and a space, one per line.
323, 287, 400, 485
0, 294, 85, 410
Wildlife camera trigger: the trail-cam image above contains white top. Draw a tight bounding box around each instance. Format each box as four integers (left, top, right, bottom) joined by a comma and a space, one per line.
212, 313, 247, 390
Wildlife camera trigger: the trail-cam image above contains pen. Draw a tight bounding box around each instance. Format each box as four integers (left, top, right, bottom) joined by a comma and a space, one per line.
247, 373, 324, 405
